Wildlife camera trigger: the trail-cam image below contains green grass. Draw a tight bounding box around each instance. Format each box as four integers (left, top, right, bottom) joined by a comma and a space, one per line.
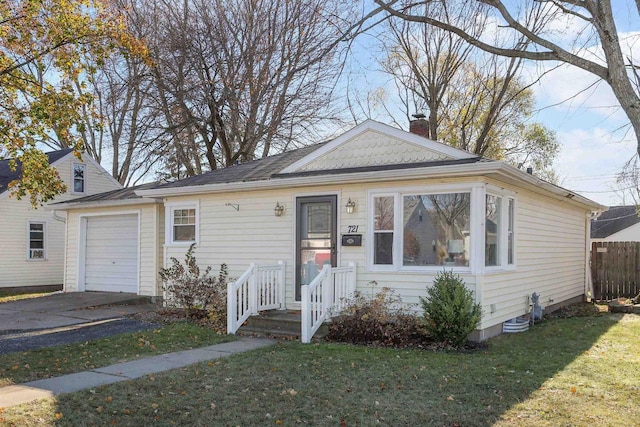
2, 312, 638, 426
0, 321, 234, 387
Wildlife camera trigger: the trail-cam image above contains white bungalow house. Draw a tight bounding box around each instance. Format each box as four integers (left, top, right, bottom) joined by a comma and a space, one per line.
52, 120, 604, 341
0, 149, 122, 290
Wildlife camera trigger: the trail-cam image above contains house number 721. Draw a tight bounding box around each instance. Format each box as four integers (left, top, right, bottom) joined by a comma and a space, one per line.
347, 225, 359, 233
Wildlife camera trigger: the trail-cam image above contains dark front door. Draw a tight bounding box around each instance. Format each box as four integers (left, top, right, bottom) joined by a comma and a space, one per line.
295, 195, 337, 300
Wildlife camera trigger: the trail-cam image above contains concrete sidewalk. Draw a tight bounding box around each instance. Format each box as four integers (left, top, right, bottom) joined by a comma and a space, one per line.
0, 337, 275, 408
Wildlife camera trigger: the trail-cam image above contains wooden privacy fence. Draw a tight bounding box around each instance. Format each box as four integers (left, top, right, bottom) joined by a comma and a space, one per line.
591, 241, 640, 301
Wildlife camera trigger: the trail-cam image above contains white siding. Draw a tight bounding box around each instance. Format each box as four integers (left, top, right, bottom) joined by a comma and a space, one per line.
163, 176, 588, 333
592, 221, 640, 242
63, 203, 162, 296
481, 187, 589, 330
163, 178, 479, 309
0, 153, 121, 288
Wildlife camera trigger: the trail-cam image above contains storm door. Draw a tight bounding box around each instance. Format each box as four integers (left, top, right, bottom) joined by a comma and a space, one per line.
295, 196, 337, 300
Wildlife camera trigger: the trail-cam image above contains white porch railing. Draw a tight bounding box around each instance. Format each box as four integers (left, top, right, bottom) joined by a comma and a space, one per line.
227, 261, 285, 335
301, 262, 356, 343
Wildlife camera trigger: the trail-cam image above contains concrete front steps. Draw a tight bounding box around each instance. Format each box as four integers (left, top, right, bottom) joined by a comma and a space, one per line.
237, 310, 328, 341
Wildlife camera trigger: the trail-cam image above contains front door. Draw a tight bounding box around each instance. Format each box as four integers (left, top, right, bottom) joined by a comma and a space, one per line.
295, 195, 337, 301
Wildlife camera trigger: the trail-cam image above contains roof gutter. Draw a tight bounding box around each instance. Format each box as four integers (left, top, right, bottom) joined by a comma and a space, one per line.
136, 161, 604, 211
495, 163, 607, 211
46, 197, 163, 211
136, 161, 501, 197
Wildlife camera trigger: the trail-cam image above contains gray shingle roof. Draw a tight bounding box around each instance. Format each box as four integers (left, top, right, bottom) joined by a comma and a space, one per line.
591, 206, 640, 238
53, 145, 490, 204
0, 148, 73, 195
152, 142, 327, 190
54, 181, 160, 204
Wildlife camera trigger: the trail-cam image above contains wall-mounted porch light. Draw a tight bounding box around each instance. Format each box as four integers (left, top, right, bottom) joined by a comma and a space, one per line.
345, 198, 356, 214
274, 202, 285, 217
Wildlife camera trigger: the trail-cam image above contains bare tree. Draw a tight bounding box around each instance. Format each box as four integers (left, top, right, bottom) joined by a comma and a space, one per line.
73, 50, 169, 185
377, 5, 558, 174
379, 1, 485, 140
373, 0, 640, 155
127, 0, 355, 177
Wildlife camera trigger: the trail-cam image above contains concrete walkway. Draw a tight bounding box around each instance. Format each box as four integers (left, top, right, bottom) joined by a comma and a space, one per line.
0, 337, 275, 408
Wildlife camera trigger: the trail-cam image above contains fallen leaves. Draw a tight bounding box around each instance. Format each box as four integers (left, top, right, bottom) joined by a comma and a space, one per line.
276, 388, 300, 398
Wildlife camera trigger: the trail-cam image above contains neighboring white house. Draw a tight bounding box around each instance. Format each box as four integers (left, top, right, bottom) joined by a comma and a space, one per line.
591, 205, 640, 242
0, 149, 122, 290
53, 120, 605, 340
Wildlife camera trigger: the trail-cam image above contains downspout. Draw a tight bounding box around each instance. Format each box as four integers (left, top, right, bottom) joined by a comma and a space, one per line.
52, 210, 68, 293
585, 211, 602, 301
51, 210, 66, 223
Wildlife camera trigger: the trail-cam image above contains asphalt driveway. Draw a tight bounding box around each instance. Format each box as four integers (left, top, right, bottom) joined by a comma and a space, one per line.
0, 292, 160, 353
0, 292, 156, 335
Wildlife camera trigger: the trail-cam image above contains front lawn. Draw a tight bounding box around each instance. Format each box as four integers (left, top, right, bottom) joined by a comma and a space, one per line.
3, 312, 638, 426
0, 321, 234, 386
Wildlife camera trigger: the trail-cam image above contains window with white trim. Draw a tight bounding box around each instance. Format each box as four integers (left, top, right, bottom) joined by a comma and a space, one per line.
485, 195, 501, 266
485, 193, 515, 268
73, 163, 86, 193
373, 196, 394, 265
28, 222, 46, 260
507, 198, 515, 265
167, 204, 198, 244
371, 191, 472, 269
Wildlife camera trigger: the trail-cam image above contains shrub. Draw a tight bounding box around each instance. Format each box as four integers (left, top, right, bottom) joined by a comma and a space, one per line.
159, 244, 228, 329
326, 286, 428, 348
421, 271, 482, 347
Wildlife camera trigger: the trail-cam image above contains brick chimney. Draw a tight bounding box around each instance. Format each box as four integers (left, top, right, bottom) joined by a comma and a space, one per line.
409, 113, 430, 139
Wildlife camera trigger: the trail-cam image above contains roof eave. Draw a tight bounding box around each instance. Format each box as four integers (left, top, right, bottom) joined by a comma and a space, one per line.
47, 197, 162, 211
136, 161, 602, 210
135, 162, 500, 198
494, 163, 606, 211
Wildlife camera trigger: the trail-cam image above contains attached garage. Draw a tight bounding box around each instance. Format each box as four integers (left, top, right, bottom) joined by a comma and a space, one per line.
81, 213, 139, 293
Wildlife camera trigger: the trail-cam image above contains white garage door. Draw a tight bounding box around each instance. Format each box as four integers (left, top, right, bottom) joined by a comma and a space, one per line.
84, 214, 138, 293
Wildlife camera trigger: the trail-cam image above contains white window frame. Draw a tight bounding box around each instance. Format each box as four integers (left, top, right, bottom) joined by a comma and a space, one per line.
165, 201, 199, 246
27, 221, 47, 261
367, 183, 482, 274
484, 185, 517, 272
72, 163, 86, 194
369, 193, 397, 272
484, 193, 502, 268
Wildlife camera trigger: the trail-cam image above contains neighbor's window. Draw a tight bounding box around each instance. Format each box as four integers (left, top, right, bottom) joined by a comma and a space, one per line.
172, 208, 196, 242
73, 164, 86, 193
485, 195, 502, 267
403, 193, 471, 267
373, 196, 394, 265
28, 222, 45, 259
